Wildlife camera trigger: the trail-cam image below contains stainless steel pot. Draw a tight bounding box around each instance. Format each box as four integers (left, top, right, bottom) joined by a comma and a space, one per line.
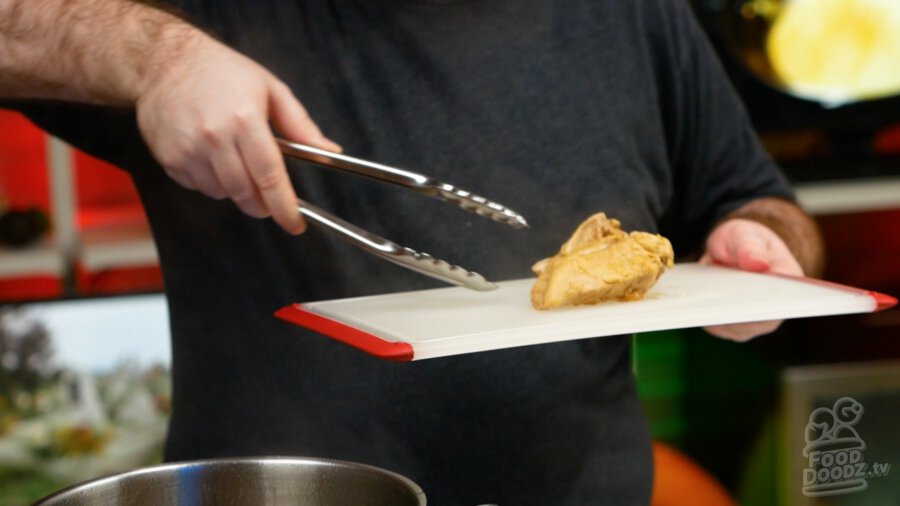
33, 457, 426, 505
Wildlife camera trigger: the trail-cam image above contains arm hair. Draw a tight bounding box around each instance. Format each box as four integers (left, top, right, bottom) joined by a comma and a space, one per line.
0, 0, 198, 104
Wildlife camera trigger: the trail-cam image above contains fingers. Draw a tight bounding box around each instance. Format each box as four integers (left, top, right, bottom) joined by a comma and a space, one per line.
154, 117, 304, 233
701, 218, 801, 342
269, 80, 342, 153
161, 154, 226, 199
704, 320, 783, 342
734, 235, 770, 272
237, 124, 306, 234
205, 78, 339, 234
186, 163, 228, 200
704, 221, 770, 272
766, 236, 804, 275
135, 37, 337, 234
704, 218, 806, 275
209, 144, 267, 218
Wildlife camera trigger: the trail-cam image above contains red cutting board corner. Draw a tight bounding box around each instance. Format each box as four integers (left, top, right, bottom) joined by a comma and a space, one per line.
275, 304, 415, 361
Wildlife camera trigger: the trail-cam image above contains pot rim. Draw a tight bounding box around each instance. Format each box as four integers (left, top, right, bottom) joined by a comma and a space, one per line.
33, 455, 427, 505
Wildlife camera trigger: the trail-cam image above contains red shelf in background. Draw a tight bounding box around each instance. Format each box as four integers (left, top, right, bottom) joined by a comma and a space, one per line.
817, 208, 900, 293
75, 263, 163, 296
1, 111, 161, 301
0, 110, 49, 210
0, 276, 62, 302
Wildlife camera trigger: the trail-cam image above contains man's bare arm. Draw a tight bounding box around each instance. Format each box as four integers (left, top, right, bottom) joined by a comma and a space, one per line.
0, 0, 341, 234
0, 0, 190, 104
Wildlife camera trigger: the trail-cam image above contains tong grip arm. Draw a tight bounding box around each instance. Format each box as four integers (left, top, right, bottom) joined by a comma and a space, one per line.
297, 200, 498, 291
278, 139, 430, 191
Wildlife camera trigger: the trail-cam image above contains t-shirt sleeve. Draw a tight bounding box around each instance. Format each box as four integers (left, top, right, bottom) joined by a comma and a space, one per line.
649, 0, 795, 255
0, 100, 158, 178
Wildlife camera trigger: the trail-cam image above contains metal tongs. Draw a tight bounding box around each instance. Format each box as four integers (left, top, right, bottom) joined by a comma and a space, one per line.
278, 139, 528, 291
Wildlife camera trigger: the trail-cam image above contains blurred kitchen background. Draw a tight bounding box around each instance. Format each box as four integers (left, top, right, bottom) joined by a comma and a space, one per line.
2, 0, 900, 504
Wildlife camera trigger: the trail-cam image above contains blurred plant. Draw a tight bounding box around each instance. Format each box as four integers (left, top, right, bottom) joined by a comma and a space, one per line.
0, 308, 58, 410
0, 312, 171, 504
144, 364, 172, 416
0, 395, 16, 436
30, 424, 112, 459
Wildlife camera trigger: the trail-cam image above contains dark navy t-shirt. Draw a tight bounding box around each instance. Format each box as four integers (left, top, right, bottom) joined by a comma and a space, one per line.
10, 1, 793, 504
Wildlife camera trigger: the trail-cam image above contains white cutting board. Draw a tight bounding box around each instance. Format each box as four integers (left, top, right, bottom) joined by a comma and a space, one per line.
275, 263, 896, 361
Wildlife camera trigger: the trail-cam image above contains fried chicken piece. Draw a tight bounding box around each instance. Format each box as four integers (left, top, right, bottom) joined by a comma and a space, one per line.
531, 213, 674, 310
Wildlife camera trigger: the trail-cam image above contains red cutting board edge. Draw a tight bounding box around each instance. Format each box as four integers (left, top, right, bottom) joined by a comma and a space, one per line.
275, 304, 415, 361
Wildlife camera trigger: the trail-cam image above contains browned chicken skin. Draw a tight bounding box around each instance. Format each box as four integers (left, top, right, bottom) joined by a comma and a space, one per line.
531, 213, 674, 310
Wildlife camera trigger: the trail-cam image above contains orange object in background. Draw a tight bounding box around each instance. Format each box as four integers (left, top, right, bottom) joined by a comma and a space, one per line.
651, 441, 738, 506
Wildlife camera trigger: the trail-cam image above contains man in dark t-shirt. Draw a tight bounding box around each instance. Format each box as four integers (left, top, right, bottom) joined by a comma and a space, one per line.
1, 1, 823, 504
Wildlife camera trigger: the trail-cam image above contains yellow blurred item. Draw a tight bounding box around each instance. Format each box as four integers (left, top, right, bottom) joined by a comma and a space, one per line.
531, 213, 673, 310
767, 0, 900, 103
50, 424, 111, 456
